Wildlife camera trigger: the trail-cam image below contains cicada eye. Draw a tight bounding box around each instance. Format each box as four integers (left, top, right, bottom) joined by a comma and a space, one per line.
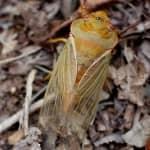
95, 17, 104, 22
95, 17, 101, 20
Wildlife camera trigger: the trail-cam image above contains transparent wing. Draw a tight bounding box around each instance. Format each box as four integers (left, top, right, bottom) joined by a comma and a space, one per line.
39, 37, 77, 132
71, 50, 111, 132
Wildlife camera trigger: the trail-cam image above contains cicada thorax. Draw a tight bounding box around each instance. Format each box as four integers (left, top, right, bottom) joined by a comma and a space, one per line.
71, 12, 118, 83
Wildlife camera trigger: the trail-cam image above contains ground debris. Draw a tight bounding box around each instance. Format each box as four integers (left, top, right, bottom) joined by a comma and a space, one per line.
0, 30, 18, 55
109, 57, 149, 106
13, 127, 42, 150
0, 0, 149, 150
122, 116, 150, 147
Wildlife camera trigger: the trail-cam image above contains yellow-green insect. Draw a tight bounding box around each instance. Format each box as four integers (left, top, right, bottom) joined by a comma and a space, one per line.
39, 10, 118, 140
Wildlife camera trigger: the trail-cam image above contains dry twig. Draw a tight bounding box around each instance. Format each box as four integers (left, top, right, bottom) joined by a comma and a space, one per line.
0, 46, 41, 66
21, 70, 37, 135
0, 94, 54, 134
0, 99, 43, 134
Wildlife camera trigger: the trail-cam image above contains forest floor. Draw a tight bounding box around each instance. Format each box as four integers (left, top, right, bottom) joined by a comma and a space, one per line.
0, 0, 150, 150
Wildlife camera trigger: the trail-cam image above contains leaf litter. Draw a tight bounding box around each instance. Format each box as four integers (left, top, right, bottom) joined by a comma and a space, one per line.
0, 0, 150, 150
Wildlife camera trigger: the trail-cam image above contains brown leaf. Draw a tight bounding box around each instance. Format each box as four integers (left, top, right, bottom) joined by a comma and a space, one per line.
118, 87, 144, 106
124, 104, 135, 129
0, 30, 18, 55
0, 76, 23, 96
13, 127, 41, 150
8, 46, 50, 75
138, 41, 150, 73
8, 130, 24, 145
109, 59, 149, 106
122, 116, 150, 147
17, 1, 49, 42
94, 133, 124, 147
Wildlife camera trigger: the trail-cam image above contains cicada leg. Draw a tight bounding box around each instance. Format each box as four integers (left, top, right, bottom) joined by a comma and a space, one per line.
44, 38, 67, 81
48, 38, 67, 43
44, 71, 52, 81
35, 65, 52, 81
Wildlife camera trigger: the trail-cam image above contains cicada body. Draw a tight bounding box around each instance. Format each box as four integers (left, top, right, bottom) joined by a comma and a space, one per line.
39, 11, 118, 140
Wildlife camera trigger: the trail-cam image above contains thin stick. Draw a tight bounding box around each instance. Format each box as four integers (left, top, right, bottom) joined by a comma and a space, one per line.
31, 85, 47, 101
35, 65, 50, 73
0, 94, 55, 134
18, 85, 46, 130
0, 99, 42, 134
120, 20, 140, 36
48, 17, 76, 38
0, 46, 41, 66
23, 70, 37, 135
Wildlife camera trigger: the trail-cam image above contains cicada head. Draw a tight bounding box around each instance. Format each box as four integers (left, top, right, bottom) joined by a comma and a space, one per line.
71, 11, 118, 60
88, 11, 118, 40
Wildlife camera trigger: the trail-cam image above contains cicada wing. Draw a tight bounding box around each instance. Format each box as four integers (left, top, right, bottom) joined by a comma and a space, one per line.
72, 50, 112, 132
39, 37, 77, 132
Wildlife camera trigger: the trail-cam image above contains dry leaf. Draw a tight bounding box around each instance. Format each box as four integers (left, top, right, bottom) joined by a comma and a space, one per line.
137, 21, 150, 32
0, 69, 7, 81
9, 51, 50, 75
124, 104, 135, 129
118, 87, 144, 106
109, 59, 149, 106
0, 30, 18, 55
61, 0, 77, 18
0, 77, 23, 97
94, 133, 124, 147
140, 41, 150, 59
138, 41, 150, 73
43, 1, 60, 20
122, 116, 150, 147
1, 5, 20, 15
99, 90, 110, 101
8, 130, 24, 145
13, 127, 41, 150
86, 0, 116, 8
18, 1, 48, 29
83, 145, 93, 150
123, 46, 135, 63
82, 138, 93, 150
17, 1, 50, 42
121, 146, 134, 150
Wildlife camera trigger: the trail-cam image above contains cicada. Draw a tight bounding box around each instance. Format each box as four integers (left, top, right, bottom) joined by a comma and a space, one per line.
39, 10, 118, 140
